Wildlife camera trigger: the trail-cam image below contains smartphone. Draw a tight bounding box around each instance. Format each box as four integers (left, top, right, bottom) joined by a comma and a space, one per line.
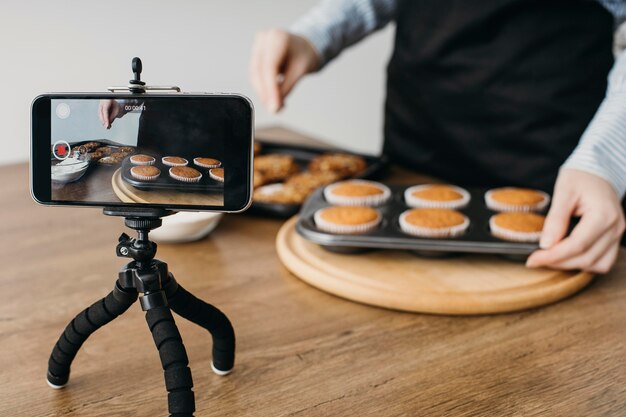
31, 93, 254, 212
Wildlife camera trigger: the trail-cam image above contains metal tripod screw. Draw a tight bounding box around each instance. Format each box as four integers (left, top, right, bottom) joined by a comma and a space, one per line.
120, 247, 129, 256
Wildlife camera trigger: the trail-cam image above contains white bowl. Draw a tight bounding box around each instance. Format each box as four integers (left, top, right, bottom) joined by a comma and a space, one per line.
150, 212, 223, 243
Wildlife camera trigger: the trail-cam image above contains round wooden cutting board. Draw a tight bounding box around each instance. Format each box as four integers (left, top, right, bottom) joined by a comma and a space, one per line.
276, 216, 594, 315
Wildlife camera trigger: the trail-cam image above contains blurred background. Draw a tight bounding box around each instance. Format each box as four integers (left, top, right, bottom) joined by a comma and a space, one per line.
0, 0, 395, 166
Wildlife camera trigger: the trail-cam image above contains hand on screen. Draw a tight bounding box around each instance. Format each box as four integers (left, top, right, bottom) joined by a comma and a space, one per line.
98, 99, 123, 129
250, 29, 319, 113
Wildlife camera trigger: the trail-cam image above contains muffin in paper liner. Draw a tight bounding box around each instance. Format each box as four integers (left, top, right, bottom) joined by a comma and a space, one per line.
399, 208, 470, 238
324, 180, 391, 207
404, 184, 470, 209
162, 156, 188, 167
485, 188, 550, 212
314, 206, 382, 235
130, 166, 160, 182
129, 154, 156, 166
169, 167, 202, 183
209, 168, 225, 182
194, 157, 222, 169
489, 212, 545, 242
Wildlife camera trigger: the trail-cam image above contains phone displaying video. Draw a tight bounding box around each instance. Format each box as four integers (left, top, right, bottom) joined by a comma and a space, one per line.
31, 94, 253, 212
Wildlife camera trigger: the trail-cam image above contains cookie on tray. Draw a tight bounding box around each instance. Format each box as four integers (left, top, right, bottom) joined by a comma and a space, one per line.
253, 183, 307, 205
254, 154, 300, 183
314, 206, 381, 234
308, 153, 367, 178
169, 166, 202, 183
404, 184, 470, 209
485, 187, 550, 212
98, 152, 126, 165
399, 208, 469, 238
254, 142, 262, 156
130, 166, 160, 182
285, 171, 339, 194
489, 212, 545, 242
324, 179, 390, 206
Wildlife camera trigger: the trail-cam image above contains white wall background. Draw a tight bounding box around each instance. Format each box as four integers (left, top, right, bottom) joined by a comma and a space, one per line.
0, 0, 395, 166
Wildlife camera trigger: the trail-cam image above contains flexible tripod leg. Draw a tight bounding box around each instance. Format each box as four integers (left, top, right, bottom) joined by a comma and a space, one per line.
146, 304, 195, 417
46, 283, 138, 388
164, 275, 236, 375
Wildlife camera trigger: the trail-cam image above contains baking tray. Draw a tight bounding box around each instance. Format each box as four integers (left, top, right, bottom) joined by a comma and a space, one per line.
250, 141, 389, 217
296, 185, 547, 257
120, 156, 224, 192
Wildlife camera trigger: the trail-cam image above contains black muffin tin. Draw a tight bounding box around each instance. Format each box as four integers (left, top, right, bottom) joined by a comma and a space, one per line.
250, 141, 388, 217
296, 185, 547, 257
121, 156, 224, 192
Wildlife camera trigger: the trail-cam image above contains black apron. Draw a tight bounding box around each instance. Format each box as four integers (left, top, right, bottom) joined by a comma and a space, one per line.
384, 0, 614, 193
136, 100, 225, 161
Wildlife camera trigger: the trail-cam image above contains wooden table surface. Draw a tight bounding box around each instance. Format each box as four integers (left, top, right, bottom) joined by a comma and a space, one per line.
1, 127, 625, 416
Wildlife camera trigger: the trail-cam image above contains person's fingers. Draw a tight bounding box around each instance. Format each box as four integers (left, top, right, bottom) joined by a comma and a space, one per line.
279, 58, 308, 99
101, 101, 111, 128
98, 102, 108, 127
526, 211, 610, 267
260, 30, 289, 112
588, 244, 620, 274
534, 229, 616, 272
540, 186, 575, 249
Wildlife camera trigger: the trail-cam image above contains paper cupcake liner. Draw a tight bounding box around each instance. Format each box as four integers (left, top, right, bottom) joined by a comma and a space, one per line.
162, 157, 188, 167
323, 180, 391, 207
169, 168, 202, 183
130, 170, 160, 182
194, 158, 222, 169
398, 210, 470, 238
404, 185, 471, 209
129, 156, 155, 166
314, 208, 382, 235
209, 169, 225, 182
484, 189, 550, 212
489, 216, 542, 242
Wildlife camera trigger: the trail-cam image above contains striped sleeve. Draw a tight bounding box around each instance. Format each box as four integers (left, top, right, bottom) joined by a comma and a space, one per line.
561, 46, 626, 198
290, 0, 397, 68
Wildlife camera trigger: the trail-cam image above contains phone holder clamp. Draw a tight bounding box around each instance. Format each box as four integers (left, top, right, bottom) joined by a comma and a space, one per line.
107, 57, 181, 94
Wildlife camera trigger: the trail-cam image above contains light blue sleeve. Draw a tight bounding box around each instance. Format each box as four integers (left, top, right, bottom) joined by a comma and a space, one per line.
290, 0, 397, 68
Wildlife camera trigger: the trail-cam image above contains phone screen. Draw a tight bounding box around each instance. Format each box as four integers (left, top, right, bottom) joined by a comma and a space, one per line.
32, 94, 253, 212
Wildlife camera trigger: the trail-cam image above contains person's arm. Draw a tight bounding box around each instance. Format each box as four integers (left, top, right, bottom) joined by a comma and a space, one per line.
527, 17, 626, 273
250, 0, 397, 112
290, 0, 397, 68
98, 99, 143, 129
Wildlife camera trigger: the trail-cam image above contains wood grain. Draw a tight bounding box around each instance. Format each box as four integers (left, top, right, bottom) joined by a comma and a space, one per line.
276, 216, 594, 314
1, 127, 624, 416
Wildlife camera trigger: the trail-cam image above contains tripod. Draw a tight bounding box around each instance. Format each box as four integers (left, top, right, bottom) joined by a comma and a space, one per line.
46, 207, 236, 417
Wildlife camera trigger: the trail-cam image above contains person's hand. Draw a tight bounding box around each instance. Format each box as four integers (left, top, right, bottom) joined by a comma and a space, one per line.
98, 99, 122, 129
250, 29, 320, 113
526, 168, 625, 273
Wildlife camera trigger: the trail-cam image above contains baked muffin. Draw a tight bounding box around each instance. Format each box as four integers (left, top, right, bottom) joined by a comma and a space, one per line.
194, 157, 222, 169
485, 187, 550, 212
489, 212, 545, 242
314, 206, 381, 234
162, 156, 188, 167
404, 184, 470, 209
285, 171, 339, 194
308, 153, 367, 178
130, 154, 156, 166
253, 183, 307, 204
130, 165, 160, 181
324, 180, 391, 206
169, 166, 202, 183
254, 154, 300, 183
399, 208, 469, 238
209, 168, 225, 182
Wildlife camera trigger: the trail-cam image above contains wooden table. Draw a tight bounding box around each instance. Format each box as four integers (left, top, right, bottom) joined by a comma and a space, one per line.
1, 127, 624, 416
